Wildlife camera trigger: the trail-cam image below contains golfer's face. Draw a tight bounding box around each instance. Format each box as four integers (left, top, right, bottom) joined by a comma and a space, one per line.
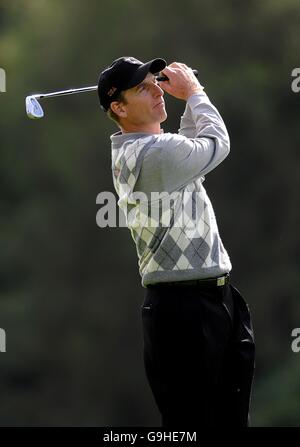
122, 73, 167, 126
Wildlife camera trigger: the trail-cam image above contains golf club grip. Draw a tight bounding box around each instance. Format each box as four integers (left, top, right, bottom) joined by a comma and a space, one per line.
156, 69, 198, 82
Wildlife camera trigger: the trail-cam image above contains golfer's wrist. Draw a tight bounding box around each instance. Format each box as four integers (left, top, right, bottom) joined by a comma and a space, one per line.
186, 87, 205, 101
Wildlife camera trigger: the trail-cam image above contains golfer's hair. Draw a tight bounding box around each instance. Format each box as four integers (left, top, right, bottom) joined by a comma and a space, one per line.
107, 92, 127, 126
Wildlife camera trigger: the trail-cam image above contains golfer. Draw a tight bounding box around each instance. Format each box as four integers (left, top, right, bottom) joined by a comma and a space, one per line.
98, 57, 255, 427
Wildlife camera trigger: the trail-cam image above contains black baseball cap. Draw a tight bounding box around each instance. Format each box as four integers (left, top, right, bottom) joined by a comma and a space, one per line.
98, 57, 167, 112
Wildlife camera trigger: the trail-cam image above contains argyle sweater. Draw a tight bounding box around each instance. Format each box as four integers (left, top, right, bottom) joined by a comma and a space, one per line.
110, 91, 232, 287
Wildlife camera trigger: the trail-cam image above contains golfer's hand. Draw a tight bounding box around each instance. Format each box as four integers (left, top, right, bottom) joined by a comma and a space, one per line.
159, 62, 204, 101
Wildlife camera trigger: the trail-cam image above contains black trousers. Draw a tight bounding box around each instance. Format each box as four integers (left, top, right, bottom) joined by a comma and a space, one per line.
141, 280, 255, 427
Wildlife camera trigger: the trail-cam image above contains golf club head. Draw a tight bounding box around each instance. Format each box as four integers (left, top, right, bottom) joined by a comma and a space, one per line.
26, 96, 44, 119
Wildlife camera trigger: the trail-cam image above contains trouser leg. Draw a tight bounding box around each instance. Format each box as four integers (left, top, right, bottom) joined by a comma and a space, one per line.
141, 282, 255, 428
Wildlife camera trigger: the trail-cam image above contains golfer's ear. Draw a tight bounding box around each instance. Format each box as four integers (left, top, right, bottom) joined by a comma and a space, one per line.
110, 101, 127, 118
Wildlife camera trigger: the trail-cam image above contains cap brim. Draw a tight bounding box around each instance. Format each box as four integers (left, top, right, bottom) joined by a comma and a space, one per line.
125, 58, 167, 90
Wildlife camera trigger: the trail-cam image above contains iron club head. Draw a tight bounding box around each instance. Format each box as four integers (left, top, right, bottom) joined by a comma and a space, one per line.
26, 96, 44, 119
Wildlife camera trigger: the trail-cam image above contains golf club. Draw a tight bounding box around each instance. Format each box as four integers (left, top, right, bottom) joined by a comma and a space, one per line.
25, 85, 98, 119
25, 70, 198, 119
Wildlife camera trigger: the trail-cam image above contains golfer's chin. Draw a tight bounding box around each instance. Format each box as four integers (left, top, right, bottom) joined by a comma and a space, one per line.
160, 112, 167, 123
158, 109, 167, 123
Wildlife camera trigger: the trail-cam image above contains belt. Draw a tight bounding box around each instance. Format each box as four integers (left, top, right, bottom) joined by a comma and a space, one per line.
148, 273, 230, 288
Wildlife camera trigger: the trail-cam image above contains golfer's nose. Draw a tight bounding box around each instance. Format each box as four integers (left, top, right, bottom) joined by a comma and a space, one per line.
152, 82, 164, 97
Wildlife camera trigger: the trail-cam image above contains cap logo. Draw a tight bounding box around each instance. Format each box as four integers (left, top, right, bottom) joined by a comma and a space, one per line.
107, 86, 118, 97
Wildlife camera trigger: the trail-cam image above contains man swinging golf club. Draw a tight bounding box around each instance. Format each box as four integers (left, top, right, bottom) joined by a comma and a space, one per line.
98, 56, 255, 428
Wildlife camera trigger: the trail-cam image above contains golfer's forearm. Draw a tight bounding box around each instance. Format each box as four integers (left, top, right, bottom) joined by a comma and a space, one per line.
178, 102, 196, 138
187, 92, 230, 155
174, 91, 230, 180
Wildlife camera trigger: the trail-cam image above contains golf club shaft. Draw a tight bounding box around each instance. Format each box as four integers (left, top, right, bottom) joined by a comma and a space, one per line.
35, 85, 98, 100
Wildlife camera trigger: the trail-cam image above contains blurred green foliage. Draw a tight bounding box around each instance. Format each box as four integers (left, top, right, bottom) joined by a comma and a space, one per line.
0, 0, 300, 426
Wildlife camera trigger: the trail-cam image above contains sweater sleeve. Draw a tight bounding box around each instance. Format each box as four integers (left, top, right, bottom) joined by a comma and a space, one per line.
135, 91, 230, 194
178, 101, 196, 138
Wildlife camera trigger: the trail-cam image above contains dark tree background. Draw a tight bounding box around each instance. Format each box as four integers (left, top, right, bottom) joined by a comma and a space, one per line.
0, 0, 300, 426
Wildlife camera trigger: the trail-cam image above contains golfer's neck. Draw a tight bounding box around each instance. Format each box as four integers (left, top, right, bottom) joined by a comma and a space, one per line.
121, 123, 161, 135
